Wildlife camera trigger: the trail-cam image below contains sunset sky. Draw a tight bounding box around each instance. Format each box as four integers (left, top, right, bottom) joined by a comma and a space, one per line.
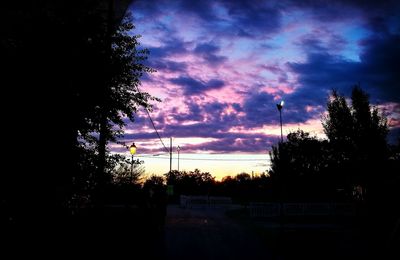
114, 0, 400, 179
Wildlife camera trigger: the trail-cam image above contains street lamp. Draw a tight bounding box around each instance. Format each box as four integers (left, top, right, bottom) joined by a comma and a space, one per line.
276, 100, 284, 142
177, 145, 181, 172
276, 100, 285, 245
129, 142, 137, 183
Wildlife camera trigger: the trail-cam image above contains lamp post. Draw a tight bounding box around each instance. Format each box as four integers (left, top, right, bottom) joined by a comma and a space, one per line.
276, 100, 285, 247
129, 142, 137, 183
177, 145, 181, 172
276, 100, 284, 142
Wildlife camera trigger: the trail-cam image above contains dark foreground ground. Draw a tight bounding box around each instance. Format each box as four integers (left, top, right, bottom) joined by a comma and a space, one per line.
2, 204, 399, 259
161, 205, 273, 260
156, 205, 399, 260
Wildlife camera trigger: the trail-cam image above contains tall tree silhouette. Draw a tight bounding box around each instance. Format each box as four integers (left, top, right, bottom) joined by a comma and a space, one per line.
87, 17, 158, 190
63, 14, 158, 204
2, 1, 157, 222
323, 89, 354, 163
351, 86, 388, 162
322, 85, 389, 199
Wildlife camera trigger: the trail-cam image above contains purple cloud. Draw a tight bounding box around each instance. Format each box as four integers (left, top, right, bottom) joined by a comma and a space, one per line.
170, 76, 225, 95
194, 42, 227, 65
124, 0, 400, 155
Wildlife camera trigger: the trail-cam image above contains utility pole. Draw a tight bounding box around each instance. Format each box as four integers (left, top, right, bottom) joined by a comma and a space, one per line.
177, 146, 181, 172
169, 137, 172, 173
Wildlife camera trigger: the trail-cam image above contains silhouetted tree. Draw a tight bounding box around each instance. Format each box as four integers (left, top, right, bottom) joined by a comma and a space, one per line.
351, 86, 389, 161
2, 2, 160, 222
235, 173, 252, 183
73, 16, 159, 193
112, 159, 145, 185
323, 86, 389, 200
165, 170, 182, 185
323, 89, 354, 163
96, 17, 159, 187
215, 173, 273, 202
143, 175, 165, 189
163, 169, 215, 196
269, 130, 333, 201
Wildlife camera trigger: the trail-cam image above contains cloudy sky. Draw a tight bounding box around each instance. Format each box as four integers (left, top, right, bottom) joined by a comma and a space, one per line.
117, 0, 400, 178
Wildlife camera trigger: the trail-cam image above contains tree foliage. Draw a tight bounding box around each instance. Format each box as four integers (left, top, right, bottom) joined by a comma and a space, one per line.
143, 175, 166, 189
112, 159, 145, 185
165, 169, 215, 197
270, 85, 392, 201
269, 130, 330, 179
322, 90, 354, 163
66, 14, 160, 201
269, 130, 334, 201
323, 86, 389, 187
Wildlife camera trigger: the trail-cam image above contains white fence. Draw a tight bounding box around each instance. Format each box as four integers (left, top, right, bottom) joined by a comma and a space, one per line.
249, 202, 355, 217
180, 195, 232, 209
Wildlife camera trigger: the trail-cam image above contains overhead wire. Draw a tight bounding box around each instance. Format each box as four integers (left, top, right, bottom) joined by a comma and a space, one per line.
134, 155, 269, 161
134, 84, 169, 153
133, 86, 270, 161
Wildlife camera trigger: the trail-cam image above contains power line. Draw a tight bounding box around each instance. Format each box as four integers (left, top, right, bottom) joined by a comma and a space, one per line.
134, 155, 269, 161
133, 86, 270, 161
144, 108, 169, 153
134, 85, 169, 153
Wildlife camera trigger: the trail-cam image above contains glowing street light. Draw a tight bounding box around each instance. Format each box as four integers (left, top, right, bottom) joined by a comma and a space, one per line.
129, 143, 137, 183
276, 100, 284, 142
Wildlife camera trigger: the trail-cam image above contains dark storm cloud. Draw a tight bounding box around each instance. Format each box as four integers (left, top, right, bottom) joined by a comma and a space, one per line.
132, 0, 284, 39
289, 30, 400, 103
143, 36, 190, 73
132, 0, 400, 38
219, 0, 282, 37
287, 0, 400, 22
242, 90, 324, 127
173, 100, 236, 132
121, 137, 277, 154
357, 34, 400, 101
232, 103, 243, 112
178, 0, 218, 21
124, 127, 277, 153
181, 134, 276, 153
172, 101, 204, 122
242, 92, 278, 126
194, 42, 227, 65
147, 36, 189, 60
170, 76, 225, 95
148, 60, 187, 73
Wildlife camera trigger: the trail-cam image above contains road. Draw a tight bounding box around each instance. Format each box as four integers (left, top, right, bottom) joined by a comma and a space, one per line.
152, 205, 272, 260
144, 205, 374, 260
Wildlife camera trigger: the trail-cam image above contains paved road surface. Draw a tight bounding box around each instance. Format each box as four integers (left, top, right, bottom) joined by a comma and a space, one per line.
154, 205, 272, 260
